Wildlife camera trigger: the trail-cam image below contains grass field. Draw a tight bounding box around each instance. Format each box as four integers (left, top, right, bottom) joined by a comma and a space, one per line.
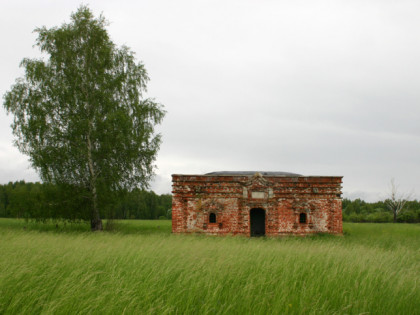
0, 219, 419, 314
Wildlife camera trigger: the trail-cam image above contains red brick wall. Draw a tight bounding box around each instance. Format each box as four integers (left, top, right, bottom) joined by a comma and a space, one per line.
172, 173, 343, 236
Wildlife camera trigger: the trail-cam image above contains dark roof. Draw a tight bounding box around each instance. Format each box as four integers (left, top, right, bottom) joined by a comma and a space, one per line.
204, 171, 302, 176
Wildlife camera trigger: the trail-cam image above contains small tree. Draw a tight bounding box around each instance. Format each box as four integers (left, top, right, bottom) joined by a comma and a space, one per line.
385, 179, 412, 223
3, 6, 165, 230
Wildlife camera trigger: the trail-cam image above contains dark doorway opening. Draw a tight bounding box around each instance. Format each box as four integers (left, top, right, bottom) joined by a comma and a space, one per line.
250, 208, 266, 237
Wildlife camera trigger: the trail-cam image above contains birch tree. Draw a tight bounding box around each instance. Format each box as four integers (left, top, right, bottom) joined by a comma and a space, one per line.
385, 179, 412, 223
3, 6, 165, 230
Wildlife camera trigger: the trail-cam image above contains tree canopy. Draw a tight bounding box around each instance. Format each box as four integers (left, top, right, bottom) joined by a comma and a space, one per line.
3, 6, 165, 230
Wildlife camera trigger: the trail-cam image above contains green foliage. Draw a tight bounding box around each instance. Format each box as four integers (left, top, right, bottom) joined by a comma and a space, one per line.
0, 181, 90, 221
0, 221, 419, 314
342, 198, 420, 223
113, 190, 172, 220
0, 181, 171, 220
3, 6, 165, 230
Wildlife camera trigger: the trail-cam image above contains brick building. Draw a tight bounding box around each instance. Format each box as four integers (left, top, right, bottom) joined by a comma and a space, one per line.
172, 171, 343, 236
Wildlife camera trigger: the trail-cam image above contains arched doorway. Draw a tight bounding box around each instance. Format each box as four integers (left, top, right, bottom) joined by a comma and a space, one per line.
250, 208, 266, 237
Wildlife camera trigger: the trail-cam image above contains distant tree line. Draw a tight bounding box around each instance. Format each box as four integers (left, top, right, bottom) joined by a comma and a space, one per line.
1, 181, 419, 223
0, 181, 172, 221
342, 198, 420, 223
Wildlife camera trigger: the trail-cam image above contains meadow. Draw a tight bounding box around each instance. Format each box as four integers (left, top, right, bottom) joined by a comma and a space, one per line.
0, 219, 419, 314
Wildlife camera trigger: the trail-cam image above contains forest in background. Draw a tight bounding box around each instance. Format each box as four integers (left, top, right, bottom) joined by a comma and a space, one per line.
342, 198, 420, 223
0, 181, 172, 221
1, 181, 419, 223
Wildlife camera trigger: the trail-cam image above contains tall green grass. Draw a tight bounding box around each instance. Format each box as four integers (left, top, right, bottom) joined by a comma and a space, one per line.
0, 219, 419, 314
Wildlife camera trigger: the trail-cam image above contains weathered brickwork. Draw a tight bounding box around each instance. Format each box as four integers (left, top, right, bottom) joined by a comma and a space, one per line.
172, 172, 343, 236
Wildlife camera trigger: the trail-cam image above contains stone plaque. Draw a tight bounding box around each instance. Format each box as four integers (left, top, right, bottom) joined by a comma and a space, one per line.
251, 191, 265, 199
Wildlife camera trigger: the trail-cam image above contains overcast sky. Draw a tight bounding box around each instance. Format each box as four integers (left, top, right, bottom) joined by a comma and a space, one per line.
1, 0, 419, 201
